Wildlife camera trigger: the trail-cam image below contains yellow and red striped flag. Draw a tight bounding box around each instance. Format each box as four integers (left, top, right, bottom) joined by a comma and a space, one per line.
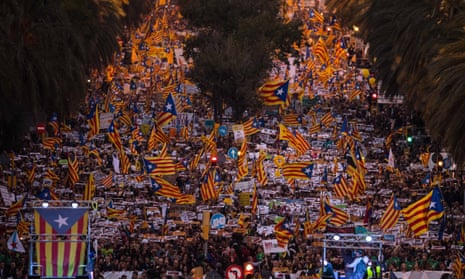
236, 140, 248, 181
100, 172, 113, 188
17, 215, 30, 237
313, 37, 329, 64
251, 184, 258, 215
120, 151, 131, 175
107, 121, 123, 151
147, 124, 170, 151
106, 206, 126, 220
45, 169, 60, 181
88, 148, 102, 166
67, 153, 79, 187
156, 93, 177, 127
379, 194, 401, 231
26, 164, 36, 184
6, 197, 25, 217
144, 157, 176, 176
274, 217, 293, 248
282, 162, 313, 180
401, 191, 432, 237
453, 253, 465, 279
34, 207, 89, 277
87, 103, 100, 139
175, 194, 196, 205
200, 169, 217, 201
255, 151, 268, 185
243, 117, 261, 136
150, 176, 183, 199
321, 195, 349, 226
310, 8, 324, 23
320, 111, 335, 127
42, 137, 62, 151
83, 173, 95, 201
258, 80, 289, 106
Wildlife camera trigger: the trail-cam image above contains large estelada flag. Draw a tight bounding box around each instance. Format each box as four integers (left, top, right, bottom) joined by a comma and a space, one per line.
258, 80, 289, 106
34, 208, 88, 278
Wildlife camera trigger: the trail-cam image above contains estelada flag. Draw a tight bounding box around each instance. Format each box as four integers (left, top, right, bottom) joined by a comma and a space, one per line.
34, 208, 88, 277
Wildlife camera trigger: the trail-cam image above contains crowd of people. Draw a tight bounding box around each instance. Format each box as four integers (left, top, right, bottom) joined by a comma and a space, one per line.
0, 1, 465, 279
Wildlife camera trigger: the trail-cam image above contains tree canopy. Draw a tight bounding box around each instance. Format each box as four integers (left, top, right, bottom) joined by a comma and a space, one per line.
0, 0, 153, 150
326, 0, 465, 164
178, 0, 302, 121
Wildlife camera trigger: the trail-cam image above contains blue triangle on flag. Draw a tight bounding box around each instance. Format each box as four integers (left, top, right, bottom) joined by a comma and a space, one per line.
36, 208, 88, 234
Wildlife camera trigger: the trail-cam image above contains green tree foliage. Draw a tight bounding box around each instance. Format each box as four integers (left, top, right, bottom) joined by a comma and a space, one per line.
178, 0, 302, 121
0, 0, 153, 150
326, 0, 465, 163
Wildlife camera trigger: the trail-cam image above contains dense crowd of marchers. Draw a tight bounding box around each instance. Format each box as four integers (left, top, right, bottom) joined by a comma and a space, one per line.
1, 1, 465, 279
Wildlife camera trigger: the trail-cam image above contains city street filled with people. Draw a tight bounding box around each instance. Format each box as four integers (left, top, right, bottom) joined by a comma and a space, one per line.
0, 1, 465, 279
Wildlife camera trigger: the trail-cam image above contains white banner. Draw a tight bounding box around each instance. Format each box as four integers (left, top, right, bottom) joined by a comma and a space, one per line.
262, 239, 288, 254
99, 112, 114, 130
232, 124, 245, 142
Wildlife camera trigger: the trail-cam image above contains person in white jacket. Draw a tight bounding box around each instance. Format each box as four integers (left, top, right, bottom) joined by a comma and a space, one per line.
346, 250, 369, 279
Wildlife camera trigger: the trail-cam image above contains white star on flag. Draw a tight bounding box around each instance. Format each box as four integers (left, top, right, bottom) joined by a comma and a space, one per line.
429, 201, 436, 209
54, 214, 69, 229
165, 103, 172, 111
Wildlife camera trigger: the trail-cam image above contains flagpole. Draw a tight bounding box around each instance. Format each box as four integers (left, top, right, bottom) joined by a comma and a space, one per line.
87, 209, 93, 279
29, 217, 34, 277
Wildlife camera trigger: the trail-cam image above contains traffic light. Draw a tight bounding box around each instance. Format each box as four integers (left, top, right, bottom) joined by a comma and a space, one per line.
406, 136, 413, 144
244, 262, 254, 276
371, 92, 378, 100
210, 154, 218, 165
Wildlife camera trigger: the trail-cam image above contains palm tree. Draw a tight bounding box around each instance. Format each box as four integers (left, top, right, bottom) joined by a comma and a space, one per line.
0, 0, 149, 150
422, 2, 465, 163
326, 0, 465, 164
